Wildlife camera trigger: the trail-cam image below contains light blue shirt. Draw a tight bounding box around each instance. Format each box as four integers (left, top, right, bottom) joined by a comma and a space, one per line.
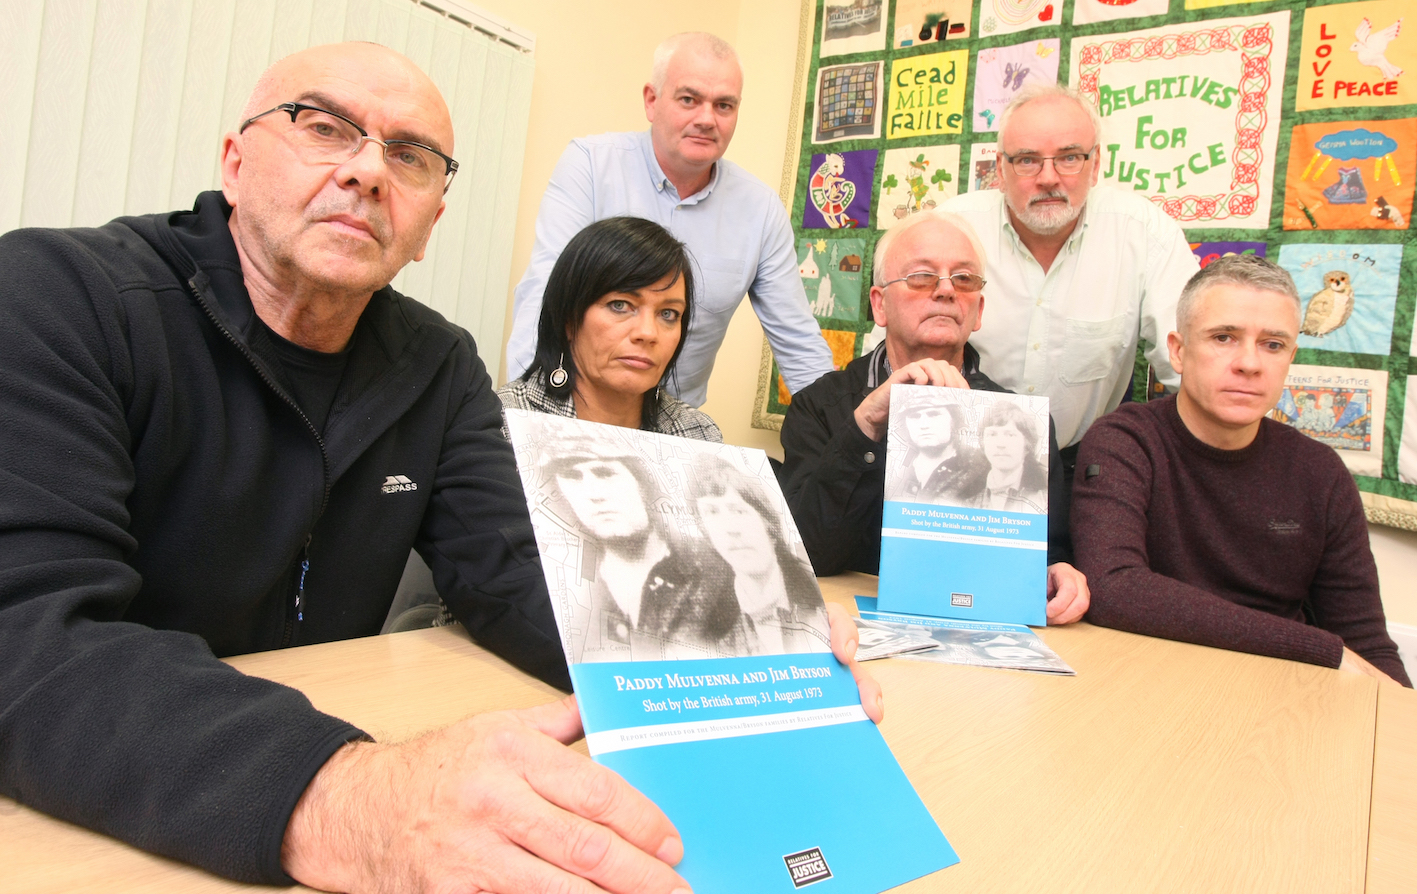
505, 130, 834, 407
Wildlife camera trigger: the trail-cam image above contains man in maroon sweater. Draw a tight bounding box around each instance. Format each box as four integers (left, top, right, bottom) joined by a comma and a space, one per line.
1072, 254, 1410, 686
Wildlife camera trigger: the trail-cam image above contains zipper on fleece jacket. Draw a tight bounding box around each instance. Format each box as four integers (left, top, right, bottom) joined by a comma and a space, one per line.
186, 275, 331, 647
296, 535, 311, 623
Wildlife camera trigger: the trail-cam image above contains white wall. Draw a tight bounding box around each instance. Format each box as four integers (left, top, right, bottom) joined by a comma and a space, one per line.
1370, 527, 1417, 680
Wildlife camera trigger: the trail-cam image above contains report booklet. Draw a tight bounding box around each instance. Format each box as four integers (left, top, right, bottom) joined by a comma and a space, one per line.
877, 385, 1050, 626
855, 598, 1075, 676
505, 410, 957, 892
854, 621, 940, 662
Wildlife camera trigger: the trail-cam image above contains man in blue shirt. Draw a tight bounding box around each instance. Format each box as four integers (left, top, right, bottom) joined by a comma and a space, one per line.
505, 32, 835, 407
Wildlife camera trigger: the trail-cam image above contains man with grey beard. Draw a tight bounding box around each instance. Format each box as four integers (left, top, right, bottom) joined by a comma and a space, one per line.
942, 84, 1196, 474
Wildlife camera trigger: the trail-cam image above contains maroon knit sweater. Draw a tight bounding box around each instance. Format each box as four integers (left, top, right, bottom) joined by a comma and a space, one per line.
1072, 396, 1410, 687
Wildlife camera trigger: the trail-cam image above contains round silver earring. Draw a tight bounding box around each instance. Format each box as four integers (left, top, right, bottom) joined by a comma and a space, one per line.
549, 354, 568, 388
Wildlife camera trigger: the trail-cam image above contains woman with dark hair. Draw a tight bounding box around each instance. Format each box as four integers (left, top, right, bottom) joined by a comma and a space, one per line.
435, 218, 722, 634
888, 399, 975, 500
956, 401, 1048, 513
685, 454, 830, 656
498, 216, 721, 440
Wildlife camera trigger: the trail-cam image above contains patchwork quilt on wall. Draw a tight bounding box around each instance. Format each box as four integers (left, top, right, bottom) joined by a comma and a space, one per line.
756, 0, 1417, 529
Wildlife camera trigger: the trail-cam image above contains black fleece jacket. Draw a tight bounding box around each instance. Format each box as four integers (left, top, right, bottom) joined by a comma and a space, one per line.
781, 344, 1073, 575
0, 193, 568, 884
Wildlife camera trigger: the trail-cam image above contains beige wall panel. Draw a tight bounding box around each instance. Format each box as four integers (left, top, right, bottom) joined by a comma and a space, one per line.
269, 0, 318, 61
377, 0, 414, 49
699, 0, 804, 456
477, 52, 535, 356
71, 0, 147, 224
422, 28, 488, 329
343, 0, 383, 41
0, 1, 44, 232
308, 0, 351, 47
168, 0, 235, 206
218, 0, 280, 170
125, 0, 194, 215
23, 0, 98, 229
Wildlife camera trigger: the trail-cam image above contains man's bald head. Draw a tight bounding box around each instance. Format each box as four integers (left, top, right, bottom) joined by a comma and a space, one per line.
241, 42, 454, 156
873, 210, 986, 285
650, 33, 740, 92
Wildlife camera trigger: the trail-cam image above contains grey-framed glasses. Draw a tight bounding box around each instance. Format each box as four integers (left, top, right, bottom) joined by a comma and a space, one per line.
882, 271, 986, 293
998, 147, 1097, 177
240, 102, 459, 194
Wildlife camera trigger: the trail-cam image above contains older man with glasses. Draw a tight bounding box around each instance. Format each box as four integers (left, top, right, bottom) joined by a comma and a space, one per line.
0, 41, 881, 894
941, 83, 1197, 485
780, 210, 1088, 624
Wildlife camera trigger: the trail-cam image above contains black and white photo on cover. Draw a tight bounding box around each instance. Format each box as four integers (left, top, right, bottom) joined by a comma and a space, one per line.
855, 617, 1073, 674
885, 385, 1050, 515
505, 411, 832, 664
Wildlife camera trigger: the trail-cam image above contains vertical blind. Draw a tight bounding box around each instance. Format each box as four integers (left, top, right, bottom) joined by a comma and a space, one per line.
0, 0, 534, 373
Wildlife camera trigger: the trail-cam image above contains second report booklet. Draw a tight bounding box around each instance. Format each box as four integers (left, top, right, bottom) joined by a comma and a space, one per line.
877, 385, 1051, 626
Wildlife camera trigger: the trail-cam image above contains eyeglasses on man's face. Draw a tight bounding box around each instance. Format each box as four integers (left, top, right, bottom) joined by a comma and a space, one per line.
882, 271, 987, 293
239, 102, 459, 194
998, 147, 1097, 178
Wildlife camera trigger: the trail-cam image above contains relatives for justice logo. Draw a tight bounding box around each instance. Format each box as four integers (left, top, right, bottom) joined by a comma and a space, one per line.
783, 847, 833, 887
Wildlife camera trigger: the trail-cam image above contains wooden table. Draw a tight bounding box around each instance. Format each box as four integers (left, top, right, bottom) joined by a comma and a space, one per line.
3, 572, 1412, 893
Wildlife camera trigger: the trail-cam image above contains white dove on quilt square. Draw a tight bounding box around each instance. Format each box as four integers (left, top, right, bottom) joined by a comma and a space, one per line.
1350, 17, 1403, 81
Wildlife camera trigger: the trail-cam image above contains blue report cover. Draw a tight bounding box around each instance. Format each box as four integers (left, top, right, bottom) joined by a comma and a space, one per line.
506, 411, 957, 892
877, 385, 1049, 626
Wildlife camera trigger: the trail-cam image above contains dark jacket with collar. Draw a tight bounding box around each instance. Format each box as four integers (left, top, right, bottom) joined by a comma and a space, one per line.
780, 343, 1072, 576
0, 193, 567, 884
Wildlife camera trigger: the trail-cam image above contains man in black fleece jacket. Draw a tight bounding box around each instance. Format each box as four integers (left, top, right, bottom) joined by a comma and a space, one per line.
0, 42, 898, 893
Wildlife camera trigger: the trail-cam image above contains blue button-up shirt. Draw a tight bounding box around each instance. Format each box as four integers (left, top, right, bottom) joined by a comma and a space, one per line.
505, 130, 834, 407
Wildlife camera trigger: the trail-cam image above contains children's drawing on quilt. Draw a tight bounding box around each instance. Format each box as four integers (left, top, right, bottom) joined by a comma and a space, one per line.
972, 40, 1059, 133
1269, 365, 1388, 476
893, 0, 972, 47
1283, 120, 1417, 230
1271, 387, 1370, 451
966, 143, 1000, 192
1277, 244, 1402, 356
1189, 241, 1266, 268
1071, 11, 1290, 229
803, 149, 878, 229
1072, 0, 1168, 26
1296, 0, 1414, 111
821, 0, 888, 57
979, 0, 1057, 37
876, 145, 961, 225
813, 63, 883, 143
1399, 377, 1417, 485
797, 236, 867, 322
